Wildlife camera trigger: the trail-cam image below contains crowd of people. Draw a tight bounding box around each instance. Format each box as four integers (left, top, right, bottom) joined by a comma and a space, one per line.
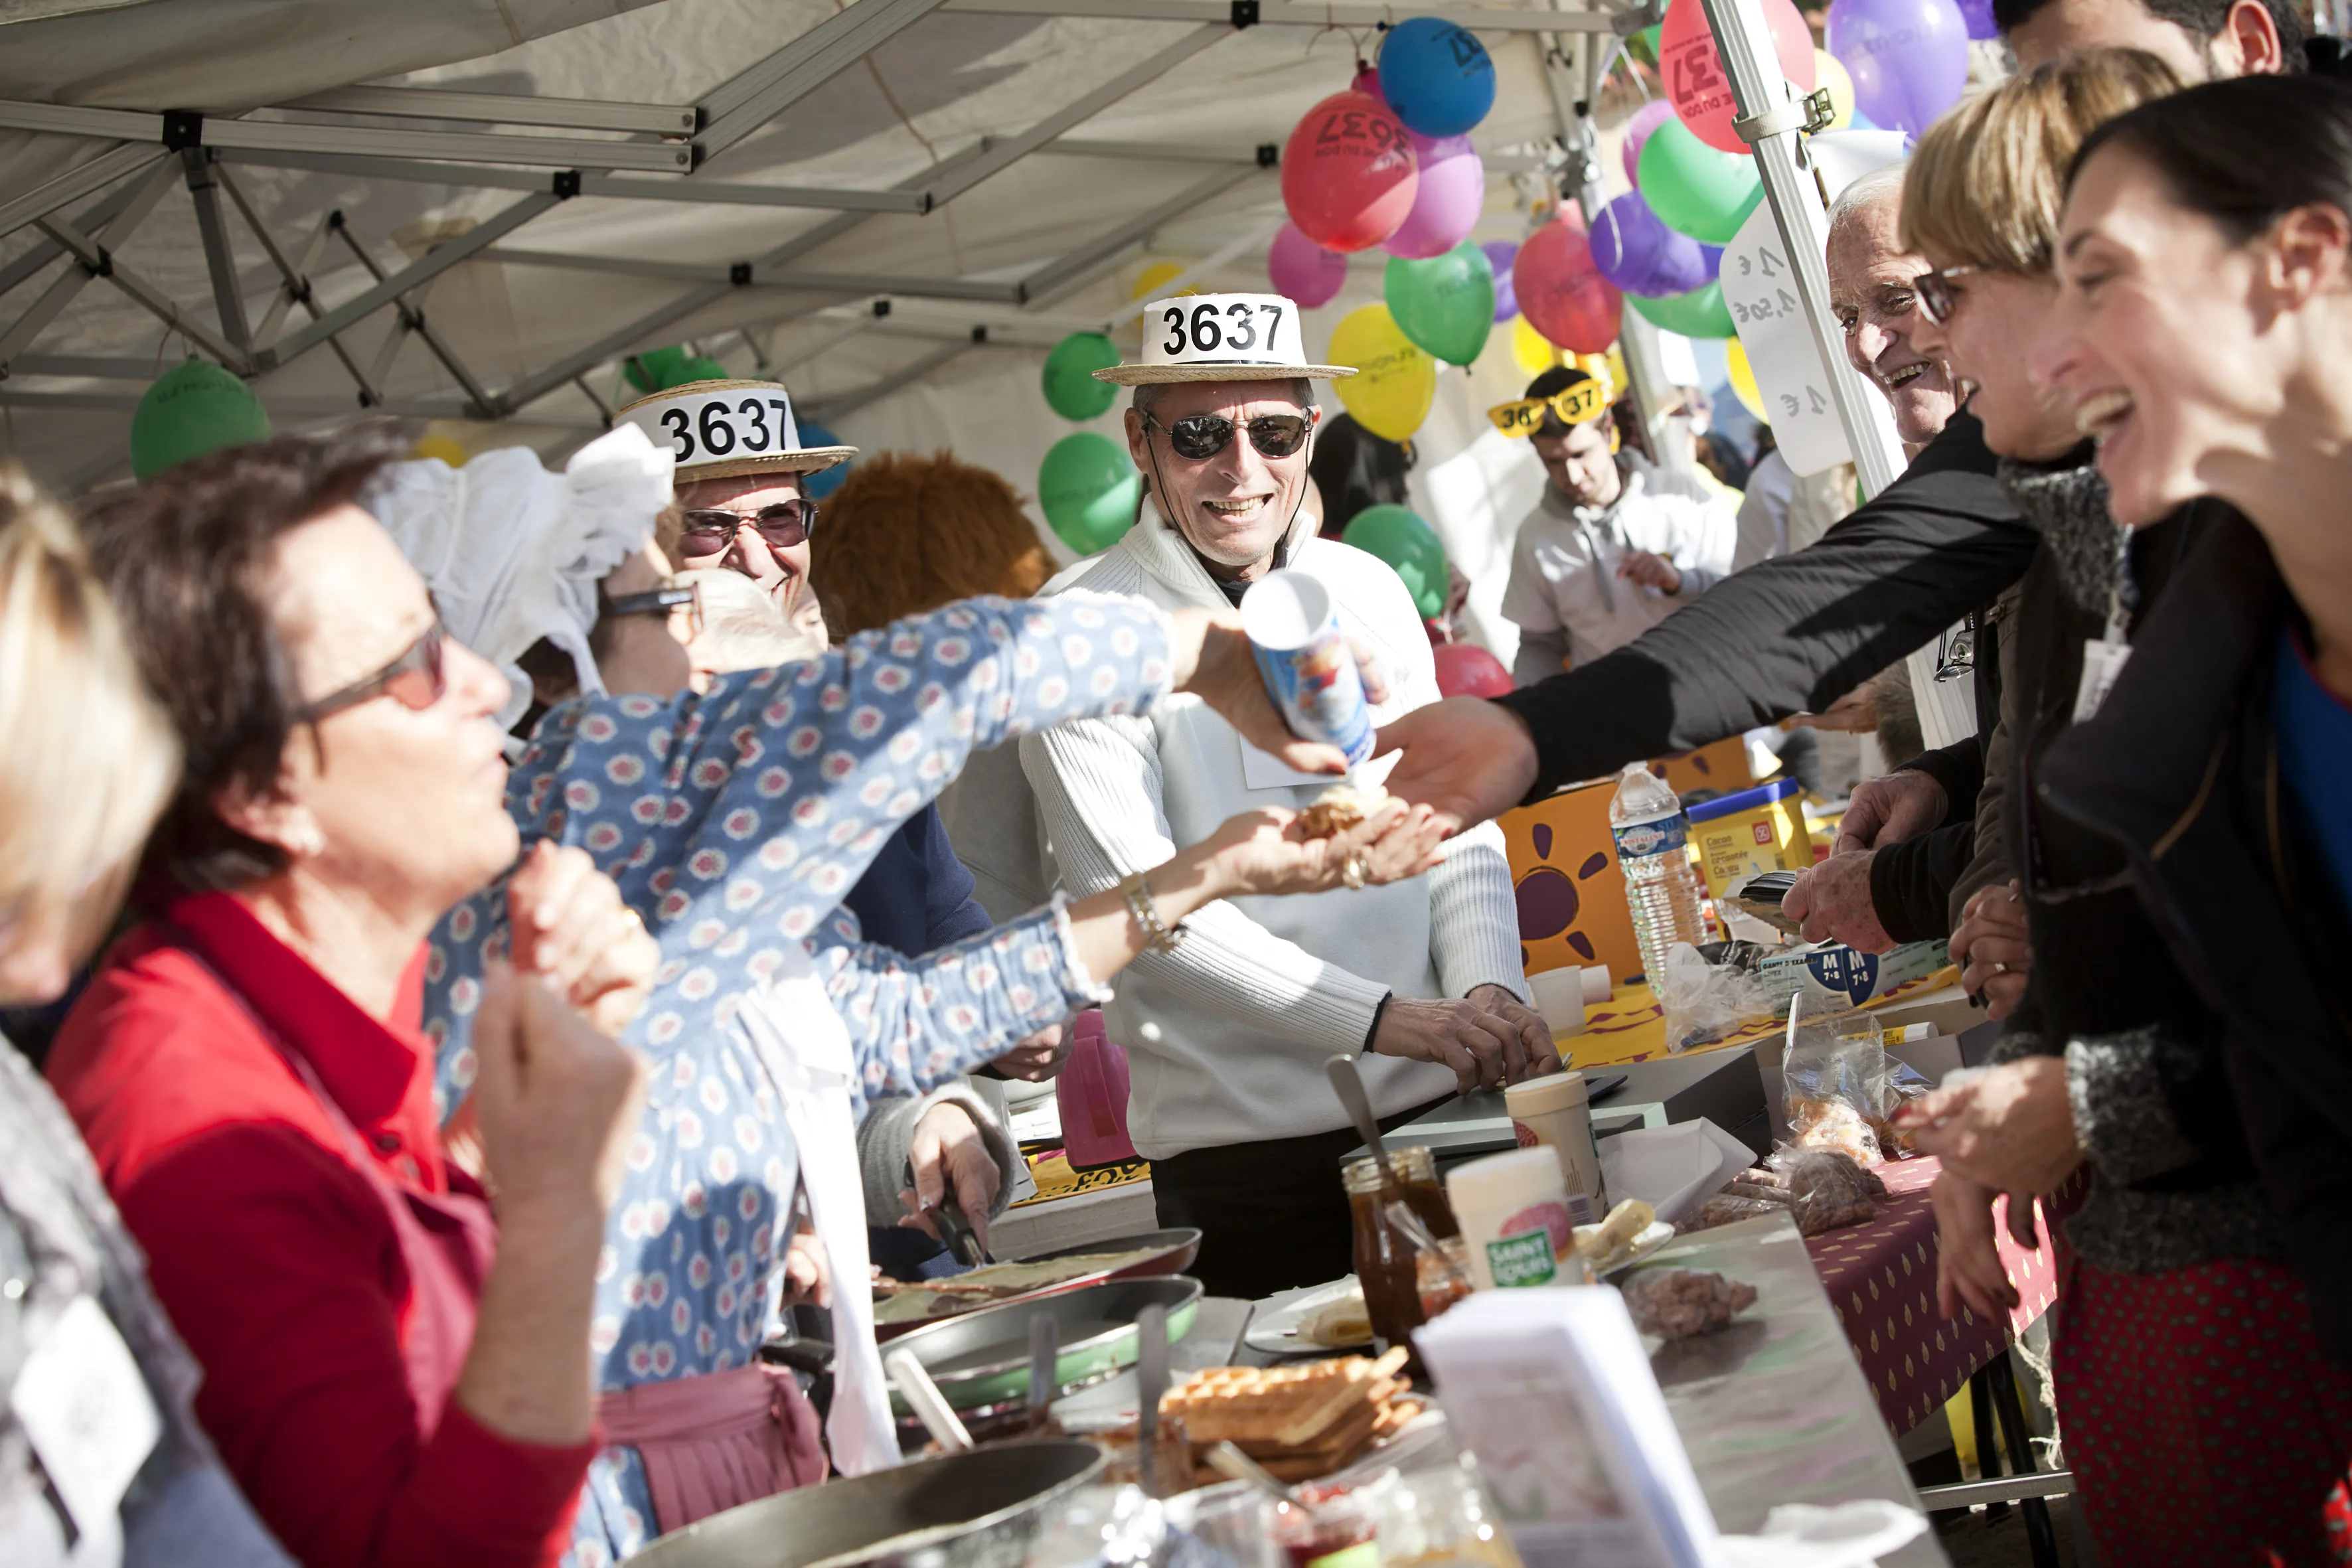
3, 0, 2352, 1564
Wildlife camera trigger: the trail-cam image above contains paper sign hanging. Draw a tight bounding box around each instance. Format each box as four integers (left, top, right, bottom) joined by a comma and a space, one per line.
1721, 201, 1851, 477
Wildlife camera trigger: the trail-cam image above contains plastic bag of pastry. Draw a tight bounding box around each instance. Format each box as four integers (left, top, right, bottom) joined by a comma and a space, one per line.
1620, 1267, 1759, 1339
1675, 1192, 1786, 1234
1655, 942, 1779, 1054
1765, 1146, 1882, 1235
1780, 996, 1889, 1163
1870, 1059, 1937, 1154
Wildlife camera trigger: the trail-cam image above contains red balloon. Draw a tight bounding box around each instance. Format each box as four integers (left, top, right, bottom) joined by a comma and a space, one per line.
1282, 90, 1420, 254
1659, 0, 1817, 154
1434, 642, 1513, 698
1512, 214, 1622, 354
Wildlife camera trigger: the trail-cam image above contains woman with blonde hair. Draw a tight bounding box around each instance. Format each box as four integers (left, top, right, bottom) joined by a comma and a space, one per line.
0, 466, 290, 1565
1887, 51, 2352, 1563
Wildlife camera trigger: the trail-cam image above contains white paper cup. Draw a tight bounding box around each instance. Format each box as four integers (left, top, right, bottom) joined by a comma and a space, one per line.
1528, 968, 1589, 1036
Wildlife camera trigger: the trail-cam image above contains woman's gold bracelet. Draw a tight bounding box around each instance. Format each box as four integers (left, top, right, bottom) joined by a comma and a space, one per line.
1118, 870, 1180, 954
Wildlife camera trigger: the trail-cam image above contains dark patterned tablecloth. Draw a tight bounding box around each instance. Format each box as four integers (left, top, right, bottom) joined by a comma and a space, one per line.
1804, 1155, 2061, 1433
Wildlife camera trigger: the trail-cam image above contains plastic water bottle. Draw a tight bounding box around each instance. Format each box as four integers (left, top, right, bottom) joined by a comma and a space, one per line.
1608, 761, 1708, 984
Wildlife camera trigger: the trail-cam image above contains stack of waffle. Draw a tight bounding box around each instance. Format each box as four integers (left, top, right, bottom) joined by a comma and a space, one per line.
1160, 1346, 1423, 1484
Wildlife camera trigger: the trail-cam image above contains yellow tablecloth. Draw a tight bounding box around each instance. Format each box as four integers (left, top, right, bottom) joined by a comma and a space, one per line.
1555, 965, 1964, 1071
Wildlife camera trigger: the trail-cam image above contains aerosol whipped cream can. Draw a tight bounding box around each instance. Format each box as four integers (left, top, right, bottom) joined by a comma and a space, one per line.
1238, 568, 1374, 766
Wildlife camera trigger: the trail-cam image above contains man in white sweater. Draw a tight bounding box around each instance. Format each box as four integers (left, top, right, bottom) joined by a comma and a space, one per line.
1021, 294, 1550, 1298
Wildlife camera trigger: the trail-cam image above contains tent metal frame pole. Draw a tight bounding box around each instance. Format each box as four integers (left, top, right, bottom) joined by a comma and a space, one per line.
696, 0, 955, 159
760, 311, 886, 380
1698, 0, 1905, 496
180, 147, 252, 355
284, 85, 697, 136
942, 0, 1625, 29
803, 337, 978, 420
0, 174, 149, 300
211, 171, 380, 404
328, 218, 497, 417
214, 149, 931, 214
1020, 165, 1260, 307
0, 161, 180, 372
35, 191, 251, 372
479, 247, 1031, 303
0, 143, 165, 247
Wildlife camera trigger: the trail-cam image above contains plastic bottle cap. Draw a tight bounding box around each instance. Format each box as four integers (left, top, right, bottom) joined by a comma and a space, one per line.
1504, 1072, 1589, 1117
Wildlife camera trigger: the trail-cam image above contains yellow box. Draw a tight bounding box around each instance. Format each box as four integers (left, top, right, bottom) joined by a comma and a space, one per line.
1686, 778, 1814, 900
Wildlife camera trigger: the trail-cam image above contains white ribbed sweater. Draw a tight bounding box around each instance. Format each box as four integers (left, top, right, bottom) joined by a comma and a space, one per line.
1019, 508, 1527, 1158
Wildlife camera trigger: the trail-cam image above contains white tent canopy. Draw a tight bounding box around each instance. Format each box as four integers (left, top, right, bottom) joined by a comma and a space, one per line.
0, 0, 1657, 646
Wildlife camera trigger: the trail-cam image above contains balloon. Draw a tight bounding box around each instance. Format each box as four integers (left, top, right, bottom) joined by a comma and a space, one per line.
410, 433, 469, 467
1267, 222, 1348, 307
1955, 0, 1998, 38
1282, 90, 1419, 254
1038, 432, 1140, 555
798, 422, 852, 499
1384, 241, 1495, 366
1828, 0, 1970, 136
1627, 279, 1736, 339
1352, 62, 1385, 100
130, 359, 269, 481
1131, 261, 1195, 300
1376, 18, 1496, 138
1511, 314, 1563, 376
1342, 503, 1449, 619
1042, 331, 1121, 421
1433, 642, 1514, 697
1700, 243, 1724, 281
622, 345, 693, 395
1383, 131, 1485, 259
1636, 118, 1764, 244
1328, 303, 1437, 442
1725, 339, 1766, 420
1483, 240, 1521, 321
1814, 50, 1855, 129
1622, 98, 1678, 185
1659, 0, 1815, 154
1589, 191, 1711, 299
1512, 213, 1622, 354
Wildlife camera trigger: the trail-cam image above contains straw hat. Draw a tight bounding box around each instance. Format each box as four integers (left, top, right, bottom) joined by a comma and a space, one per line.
614, 378, 856, 483
1094, 293, 1355, 385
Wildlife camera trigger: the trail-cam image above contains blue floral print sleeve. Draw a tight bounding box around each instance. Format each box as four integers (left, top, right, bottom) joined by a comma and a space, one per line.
418, 592, 1170, 1568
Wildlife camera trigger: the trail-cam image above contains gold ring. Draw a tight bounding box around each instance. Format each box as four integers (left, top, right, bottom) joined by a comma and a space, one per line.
1341, 853, 1368, 890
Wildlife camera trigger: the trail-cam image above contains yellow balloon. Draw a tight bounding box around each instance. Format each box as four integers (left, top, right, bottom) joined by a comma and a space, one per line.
1330, 303, 1437, 443
1814, 50, 1855, 131
1131, 262, 1198, 301
1725, 338, 1766, 421
1512, 314, 1564, 377
411, 433, 469, 466
1606, 345, 1628, 398
1573, 351, 1616, 402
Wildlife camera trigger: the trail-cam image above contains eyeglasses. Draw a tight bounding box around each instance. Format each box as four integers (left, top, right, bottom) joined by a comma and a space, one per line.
1488, 380, 1608, 437
678, 501, 819, 558
1140, 411, 1312, 462
1913, 264, 1978, 327
299, 621, 448, 722
605, 583, 706, 641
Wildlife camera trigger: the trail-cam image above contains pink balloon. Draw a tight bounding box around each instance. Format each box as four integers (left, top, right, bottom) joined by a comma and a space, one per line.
1381, 131, 1485, 260
1282, 90, 1420, 253
1352, 63, 1385, 100
1513, 212, 1622, 354
1269, 222, 1348, 307
1434, 642, 1513, 697
1622, 100, 1678, 186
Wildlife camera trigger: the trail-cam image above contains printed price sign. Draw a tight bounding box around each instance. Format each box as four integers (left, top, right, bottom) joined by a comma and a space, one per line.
1721, 201, 1850, 477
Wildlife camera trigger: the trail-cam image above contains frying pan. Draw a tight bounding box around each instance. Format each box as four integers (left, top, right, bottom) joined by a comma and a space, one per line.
874, 1227, 1201, 1342
883, 1275, 1202, 1414
628, 1439, 1106, 1568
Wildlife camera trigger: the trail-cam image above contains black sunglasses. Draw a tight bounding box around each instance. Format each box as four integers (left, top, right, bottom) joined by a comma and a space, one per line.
604, 583, 705, 641
1914, 264, 1976, 327
300, 620, 448, 722
678, 501, 818, 556
1141, 411, 1312, 462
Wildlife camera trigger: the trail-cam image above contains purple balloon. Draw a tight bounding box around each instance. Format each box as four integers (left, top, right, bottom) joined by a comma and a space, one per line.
1828, 0, 1970, 135
1269, 220, 1347, 307
1699, 243, 1724, 282
1589, 191, 1710, 299
1484, 239, 1521, 321
1383, 131, 1486, 260
1954, 0, 1998, 37
1622, 100, 1678, 187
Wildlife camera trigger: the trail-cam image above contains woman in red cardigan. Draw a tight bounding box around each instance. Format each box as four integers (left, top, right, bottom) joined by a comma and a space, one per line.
46, 431, 653, 1568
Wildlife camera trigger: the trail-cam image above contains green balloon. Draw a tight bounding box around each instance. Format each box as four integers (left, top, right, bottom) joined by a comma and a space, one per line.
1636, 119, 1764, 245
1342, 503, 1449, 620
1038, 432, 1140, 555
1626, 280, 1736, 339
1383, 242, 1496, 368
622, 345, 693, 395
129, 359, 269, 481
1042, 332, 1121, 422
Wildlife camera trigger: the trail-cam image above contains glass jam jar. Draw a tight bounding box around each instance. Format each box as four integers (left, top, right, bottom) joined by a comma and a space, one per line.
1342, 1145, 1462, 1363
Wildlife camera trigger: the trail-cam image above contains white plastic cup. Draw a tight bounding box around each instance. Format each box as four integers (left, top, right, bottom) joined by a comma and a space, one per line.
1238, 570, 1373, 765
1526, 969, 1589, 1036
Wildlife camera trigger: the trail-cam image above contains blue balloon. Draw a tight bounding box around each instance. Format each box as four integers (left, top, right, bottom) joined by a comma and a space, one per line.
797, 421, 851, 499
1377, 17, 1496, 138
1589, 191, 1711, 300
